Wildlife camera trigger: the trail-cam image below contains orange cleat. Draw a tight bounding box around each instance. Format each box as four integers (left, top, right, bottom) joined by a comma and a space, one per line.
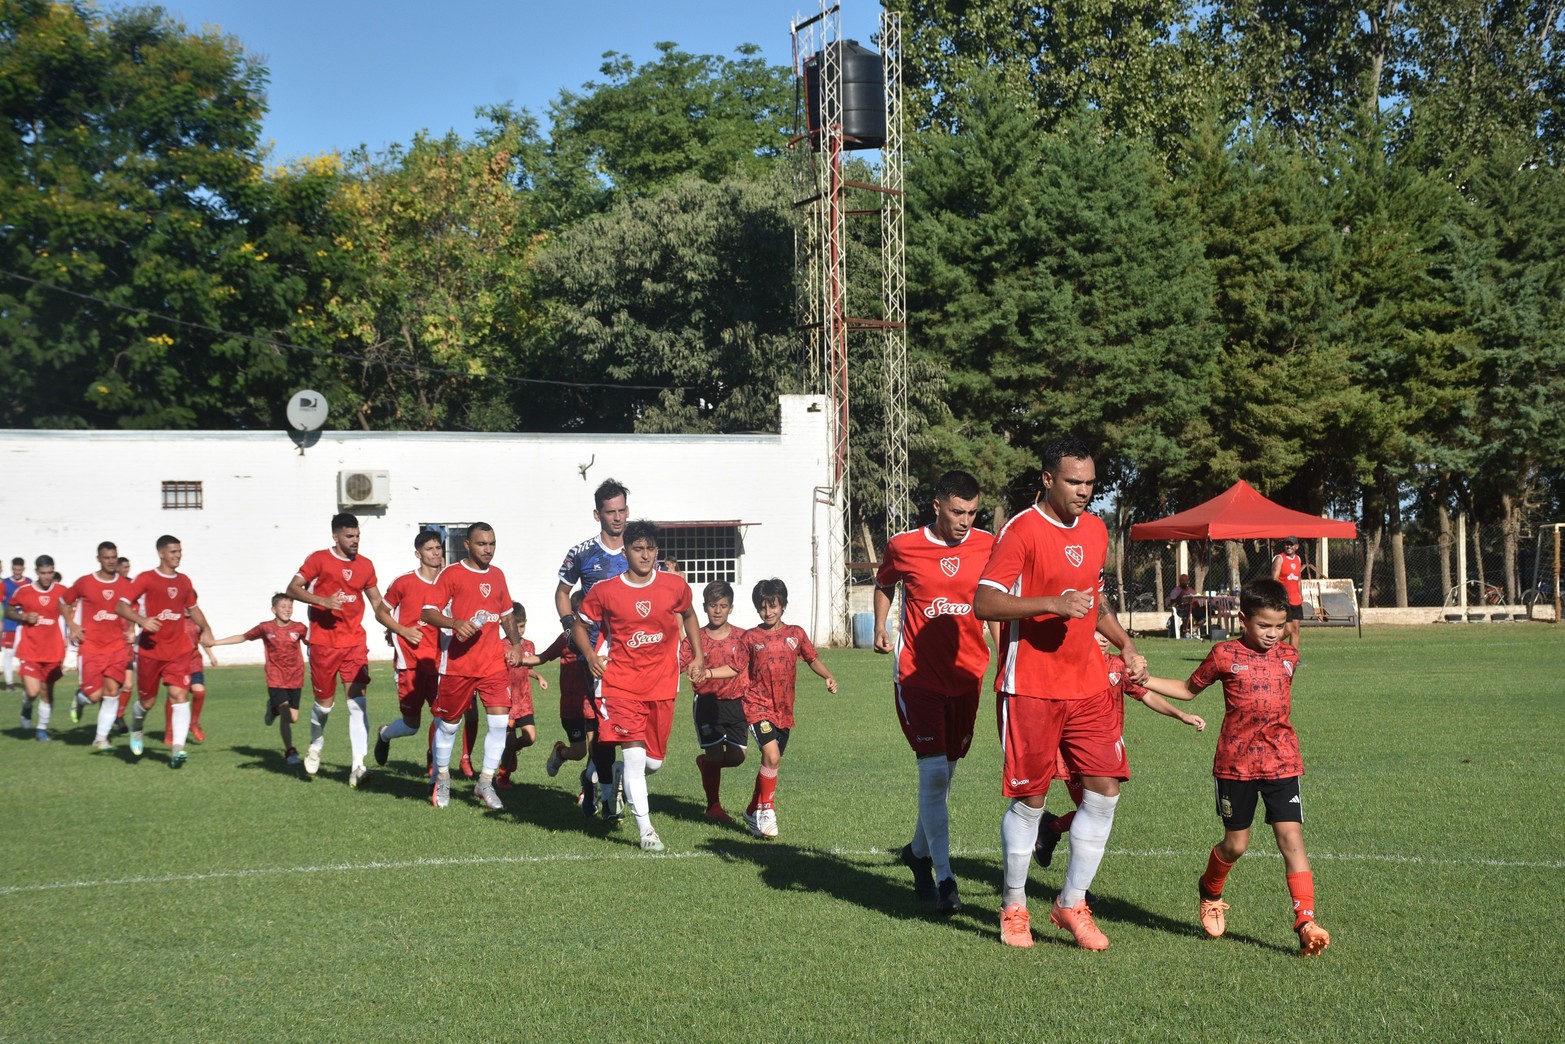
1199, 895, 1230, 938
459, 754, 475, 779
704, 805, 732, 822
1000, 903, 1034, 948
1050, 899, 1110, 951
1296, 920, 1331, 956
189, 724, 206, 743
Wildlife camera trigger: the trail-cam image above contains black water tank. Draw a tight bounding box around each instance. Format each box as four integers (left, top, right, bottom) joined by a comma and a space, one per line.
803, 39, 886, 150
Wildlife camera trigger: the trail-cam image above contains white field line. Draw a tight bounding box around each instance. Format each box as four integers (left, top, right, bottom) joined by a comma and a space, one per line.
3, 845, 1561, 899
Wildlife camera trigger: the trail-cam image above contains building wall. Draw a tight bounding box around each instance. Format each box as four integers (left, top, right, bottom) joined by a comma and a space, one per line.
0, 396, 836, 664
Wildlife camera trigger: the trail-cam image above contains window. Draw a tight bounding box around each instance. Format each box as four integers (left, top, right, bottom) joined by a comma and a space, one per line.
656, 523, 746, 587
161, 481, 203, 510
419, 523, 474, 565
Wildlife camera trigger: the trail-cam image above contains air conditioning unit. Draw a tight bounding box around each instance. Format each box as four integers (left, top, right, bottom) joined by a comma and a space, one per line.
337, 469, 390, 508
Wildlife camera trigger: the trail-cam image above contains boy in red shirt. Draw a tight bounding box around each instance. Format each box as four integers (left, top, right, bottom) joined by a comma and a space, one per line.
538, 590, 590, 788
208, 594, 310, 764
1143, 578, 1331, 956
679, 580, 751, 821
496, 602, 561, 787
6, 555, 74, 742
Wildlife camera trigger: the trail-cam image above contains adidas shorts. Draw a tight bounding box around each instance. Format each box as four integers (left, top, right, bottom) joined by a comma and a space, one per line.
1214, 776, 1302, 831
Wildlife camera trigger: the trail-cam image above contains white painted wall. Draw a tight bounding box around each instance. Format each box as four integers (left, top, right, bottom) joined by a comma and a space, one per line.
0, 395, 837, 664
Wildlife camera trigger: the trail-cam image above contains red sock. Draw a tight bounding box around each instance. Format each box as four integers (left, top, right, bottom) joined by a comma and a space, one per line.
191, 687, 205, 726
1201, 847, 1236, 898
755, 766, 778, 809
697, 754, 722, 807
1286, 871, 1316, 927
462, 714, 477, 761
1053, 810, 1076, 835
117, 690, 131, 718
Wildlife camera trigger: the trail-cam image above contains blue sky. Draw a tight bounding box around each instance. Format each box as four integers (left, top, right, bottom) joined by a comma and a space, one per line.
152, 1, 887, 162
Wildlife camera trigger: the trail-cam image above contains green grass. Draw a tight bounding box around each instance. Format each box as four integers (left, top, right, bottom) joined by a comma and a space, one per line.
4, 625, 1564, 1042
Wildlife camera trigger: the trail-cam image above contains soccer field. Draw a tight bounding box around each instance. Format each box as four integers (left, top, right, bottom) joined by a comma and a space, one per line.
4, 625, 1563, 1042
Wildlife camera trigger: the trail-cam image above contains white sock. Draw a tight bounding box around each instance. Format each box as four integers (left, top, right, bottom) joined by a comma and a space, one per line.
95, 695, 118, 741
1001, 799, 1045, 908
482, 713, 508, 773
309, 702, 332, 748
1059, 790, 1119, 908
3, 649, 13, 686
644, 756, 663, 776
915, 756, 955, 881
37, 700, 52, 731
74, 689, 88, 711
621, 746, 653, 834
346, 695, 368, 767
170, 701, 191, 749
382, 718, 418, 740
432, 718, 458, 769
131, 701, 148, 731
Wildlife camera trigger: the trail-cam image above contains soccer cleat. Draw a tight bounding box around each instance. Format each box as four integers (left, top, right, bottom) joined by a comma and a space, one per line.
612, 760, 625, 809
70, 694, 85, 723
639, 832, 665, 853
602, 793, 624, 825
1296, 920, 1330, 957
1034, 811, 1063, 868
189, 724, 206, 743
90, 739, 111, 751
937, 877, 962, 915
348, 765, 369, 789
284, 747, 302, 766
704, 805, 733, 823
35, 728, 50, 743
579, 767, 599, 818
459, 754, 475, 779
474, 779, 504, 810
430, 771, 451, 809
754, 806, 779, 839
494, 769, 513, 789
129, 730, 145, 757
170, 749, 188, 769
112, 717, 129, 736
899, 843, 938, 901
1198, 895, 1230, 938
1050, 899, 1110, 951
303, 744, 322, 776
545, 740, 567, 777
373, 727, 390, 767
264, 702, 278, 727
1000, 903, 1034, 948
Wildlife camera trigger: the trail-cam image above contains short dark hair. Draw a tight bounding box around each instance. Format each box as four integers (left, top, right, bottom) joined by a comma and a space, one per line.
703, 580, 735, 605
34, 554, 53, 568
594, 478, 629, 511
467, 522, 495, 538
933, 470, 981, 502
155, 534, 180, 550
1240, 579, 1290, 616
752, 577, 788, 610
512, 601, 526, 621
271, 592, 292, 607
623, 519, 660, 549
97, 541, 117, 554
1041, 436, 1093, 474
414, 529, 443, 550
117, 557, 129, 566
569, 589, 585, 611
9, 557, 21, 567
331, 513, 359, 532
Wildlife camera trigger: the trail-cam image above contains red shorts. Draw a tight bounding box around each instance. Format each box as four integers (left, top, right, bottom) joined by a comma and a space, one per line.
596, 695, 675, 760
431, 669, 511, 722
2, 631, 15, 650
558, 663, 593, 720
894, 683, 981, 760
79, 645, 131, 696
309, 645, 371, 701
996, 687, 1128, 798
20, 660, 63, 684
396, 664, 440, 718
136, 654, 191, 700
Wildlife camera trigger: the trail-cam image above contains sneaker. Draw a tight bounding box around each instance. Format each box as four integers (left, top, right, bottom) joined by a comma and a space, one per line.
1198, 895, 1230, 938
474, 779, 504, 810
1000, 903, 1034, 948
284, 747, 302, 766
431, 771, 451, 809
459, 754, 475, 779
545, 740, 566, 777
90, 739, 111, 751
303, 744, 322, 776
899, 843, 937, 901
348, 765, 369, 789
1050, 899, 1110, 951
35, 728, 50, 743
373, 727, 390, 767
1034, 811, 1063, 868
1296, 920, 1330, 957
602, 791, 624, 825
639, 832, 665, 853
753, 806, 779, 839
189, 724, 206, 743
264, 702, 278, 727
112, 717, 129, 736
612, 760, 625, 809
170, 749, 188, 769
937, 877, 962, 915
495, 769, 513, 789
579, 767, 599, 818
704, 805, 733, 822
70, 695, 85, 724
129, 730, 145, 757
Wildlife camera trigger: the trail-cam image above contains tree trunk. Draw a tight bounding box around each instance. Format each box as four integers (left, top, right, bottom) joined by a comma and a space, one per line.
1385, 468, 1409, 607
1226, 539, 1243, 594
1438, 502, 1454, 603
1471, 517, 1487, 593
1361, 481, 1384, 607
1500, 490, 1521, 603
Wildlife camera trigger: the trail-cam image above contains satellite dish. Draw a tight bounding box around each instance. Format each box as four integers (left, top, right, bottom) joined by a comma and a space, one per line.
286, 390, 328, 432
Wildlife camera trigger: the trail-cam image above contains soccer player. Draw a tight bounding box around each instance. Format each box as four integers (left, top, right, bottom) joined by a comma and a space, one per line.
496, 602, 554, 788
286, 512, 409, 787
3, 557, 30, 690
6, 554, 74, 741
372, 530, 445, 769
1142, 579, 1331, 956
574, 520, 704, 852
421, 523, 524, 810
974, 436, 1148, 950
680, 580, 752, 822
741, 578, 838, 840
539, 591, 591, 784
116, 535, 212, 768
554, 478, 631, 819
65, 542, 136, 749
207, 594, 309, 764
873, 470, 996, 914
1271, 536, 1306, 651
180, 609, 220, 742
112, 555, 136, 734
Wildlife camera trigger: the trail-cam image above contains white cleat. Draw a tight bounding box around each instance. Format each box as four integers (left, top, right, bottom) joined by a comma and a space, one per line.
474, 779, 504, 810
640, 832, 666, 853
303, 744, 322, 776
755, 807, 778, 838
348, 765, 369, 789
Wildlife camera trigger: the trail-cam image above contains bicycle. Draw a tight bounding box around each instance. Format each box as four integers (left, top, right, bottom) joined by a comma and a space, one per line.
1444, 580, 1503, 607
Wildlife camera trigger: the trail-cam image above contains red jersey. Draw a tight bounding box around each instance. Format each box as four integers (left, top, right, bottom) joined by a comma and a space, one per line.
980, 506, 1110, 702
244, 619, 309, 688
69, 573, 135, 651
426, 560, 514, 678
123, 570, 198, 659
383, 569, 443, 669
680, 625, 751, 700
742, 623, 817, 729
1273, 552, 1304, 606
295, 548, 379, 649
579, 571, 693, 703
1187, 639, 1303, 781
8, 582, 71, 662
506, 638, 538, 713
876, 525, 995, 694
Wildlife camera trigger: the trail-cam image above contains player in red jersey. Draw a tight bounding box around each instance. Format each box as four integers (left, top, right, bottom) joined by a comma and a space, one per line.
539, 590, 590, 784
372, 529, 445, 770
6, 555, 75, 742
740, 577, 838, 841
496, 602, 559, 788
679, 580, 752, 822
3, 556, 29, 691
575, 521, 704, 852
64, 542, 136, 749
873, 470, 997, 914
208, 593, 310, 765
974, 437, 1147, 950
115, 535, 212, 768
111, 555, 137, 733
420, 523, 524, 810
1142, 579, 1331, 956
286, 512, 410, 787
1271, 536, 1306, 651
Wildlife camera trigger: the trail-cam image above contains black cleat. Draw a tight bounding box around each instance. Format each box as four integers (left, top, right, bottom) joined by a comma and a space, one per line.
1034, 811, 1063, 868
112, 717, 130, 736
373, 727, 390, 767
899, 843, 937, 901
936, 877, 962, 914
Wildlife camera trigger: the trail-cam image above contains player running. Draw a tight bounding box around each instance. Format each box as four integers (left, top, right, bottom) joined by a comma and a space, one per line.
373, 529, 445, 769
6, 555, 74, 741
680, 581, 751, 822
207, 593, 310, 765
65, 542, 136, 749
3, 557, 30, 691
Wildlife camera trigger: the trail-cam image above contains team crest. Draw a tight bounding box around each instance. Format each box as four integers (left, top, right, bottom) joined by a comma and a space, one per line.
786, 637, 798, 650
939, 556, 960, 577
40, 595, 50, 606
758, 721, 773, 734
341, 569, 353, 581
1064, 545, 1084, 567
1283, 660, 1295, 677
635, 600, 651, 618
479, 583, 491, 598
1109, 671, 1122, 686
167, 586, 178, 598
103, 590, 115, 600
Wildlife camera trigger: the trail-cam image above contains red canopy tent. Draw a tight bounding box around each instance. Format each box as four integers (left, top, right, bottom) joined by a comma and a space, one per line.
1129, 480, 1358, 541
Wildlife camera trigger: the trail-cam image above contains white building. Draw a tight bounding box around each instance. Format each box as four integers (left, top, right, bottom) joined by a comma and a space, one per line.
0, 395, 840, 665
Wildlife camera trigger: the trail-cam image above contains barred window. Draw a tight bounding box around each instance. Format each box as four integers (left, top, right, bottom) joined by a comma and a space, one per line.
657, 524, 745, 587
419, 523, 473, 565
161, 481, 203, 510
